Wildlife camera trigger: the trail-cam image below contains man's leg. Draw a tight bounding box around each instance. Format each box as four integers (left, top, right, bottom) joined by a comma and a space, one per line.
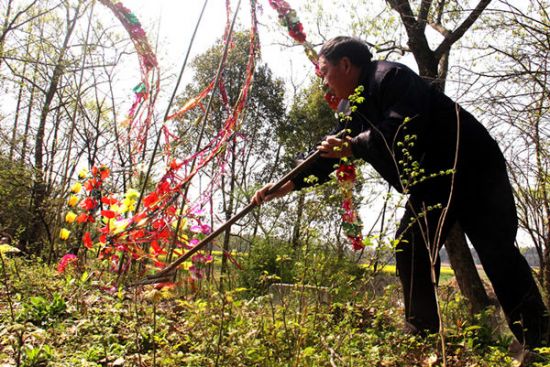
459, 169, 549, 348
396, 195, 452, 334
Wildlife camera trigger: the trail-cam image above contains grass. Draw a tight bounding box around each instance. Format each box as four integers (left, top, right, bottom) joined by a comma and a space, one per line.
1, 256, 544, 366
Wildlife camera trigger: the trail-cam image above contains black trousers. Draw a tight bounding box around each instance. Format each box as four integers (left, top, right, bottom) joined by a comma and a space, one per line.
395, 155, 549, 348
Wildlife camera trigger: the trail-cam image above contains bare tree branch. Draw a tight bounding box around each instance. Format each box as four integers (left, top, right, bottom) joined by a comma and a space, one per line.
434, 0, 492, 59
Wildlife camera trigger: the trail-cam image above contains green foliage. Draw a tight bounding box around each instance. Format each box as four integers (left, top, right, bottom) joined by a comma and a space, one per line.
292, 246, 367, 300
18, 293, 67, 327
22, 344, 54, 367
439, 284, 507, 350
236, 234, 369, 300
282, 78, 335, 159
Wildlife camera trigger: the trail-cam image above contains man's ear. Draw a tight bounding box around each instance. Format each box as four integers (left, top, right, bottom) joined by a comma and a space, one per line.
340, 57, 352, 73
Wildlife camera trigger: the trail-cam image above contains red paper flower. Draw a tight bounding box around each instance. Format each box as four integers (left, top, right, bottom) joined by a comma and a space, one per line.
76, 213, 95, 223
80, 197, 98, 211
101, 210, 116, 219
156, 228, 172, 240
288, 23, 306, 43
336, 163, 357, 182
143, 192, 159, 208
157, 181, 170, 195
101, 196, 118, 205
169, 159, 183, 170
154, 282, 176, 290
152, 219, 166, 230
154, 260, 166, 269
351, 237, 364, 251
83, 232, 93, 249
99, 167, 110, 180
131, 229, 145, 241
324, 92, 341, 111
84, 178, 99, 191
166, 205, 177, 216
151, 240, 166, 255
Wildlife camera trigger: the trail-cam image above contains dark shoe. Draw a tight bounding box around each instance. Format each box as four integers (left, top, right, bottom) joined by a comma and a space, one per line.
509, 341, 548, 367
403, 321, 420, 336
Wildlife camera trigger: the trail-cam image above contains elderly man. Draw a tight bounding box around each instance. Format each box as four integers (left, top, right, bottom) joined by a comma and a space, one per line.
253, 36, 548, 349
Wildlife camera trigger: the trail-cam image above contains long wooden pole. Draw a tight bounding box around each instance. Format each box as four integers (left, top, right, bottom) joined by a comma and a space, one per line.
134, 130, 345, 285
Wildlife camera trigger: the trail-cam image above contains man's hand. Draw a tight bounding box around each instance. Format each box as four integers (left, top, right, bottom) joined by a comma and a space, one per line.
252, 181, 295, 206
318, 135, 353, 158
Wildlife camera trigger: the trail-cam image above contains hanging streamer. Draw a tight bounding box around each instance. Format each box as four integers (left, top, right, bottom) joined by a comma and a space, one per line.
97, 0, 161, 164
267, 0, 341, 109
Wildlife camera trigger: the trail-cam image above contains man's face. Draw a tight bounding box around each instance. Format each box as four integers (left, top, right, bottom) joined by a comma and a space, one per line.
318, 55, 358, 99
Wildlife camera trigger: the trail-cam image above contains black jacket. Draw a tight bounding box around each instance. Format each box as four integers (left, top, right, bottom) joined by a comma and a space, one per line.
291, 60, 504, 194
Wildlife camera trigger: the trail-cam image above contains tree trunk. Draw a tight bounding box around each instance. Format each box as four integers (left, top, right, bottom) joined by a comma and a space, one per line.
544, 238, 550, 308
26, 1, 82, 253
9, 22, 33, 161
10, 74, 25, 161
291, 191, 305, 250
387, 0, 494, 313
20, 23, 42, 165
445, 222, 492, 313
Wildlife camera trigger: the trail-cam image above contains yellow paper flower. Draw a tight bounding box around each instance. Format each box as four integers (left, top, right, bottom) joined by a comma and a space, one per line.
126, 188, 139, 201
70, 182, 82, 193
171, 218, 187, 231
110, 203, 121, 213
78, 167, 89, 179
67, 195, 79, 207
121, 198, 136, 213
65, 211, 77, 224
111, 219, 129, 235
59, 228, 71, 240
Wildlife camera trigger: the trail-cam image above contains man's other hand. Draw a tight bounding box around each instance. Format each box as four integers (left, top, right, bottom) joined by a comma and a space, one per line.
251, 181, 295, 206
318, 135, 353, 158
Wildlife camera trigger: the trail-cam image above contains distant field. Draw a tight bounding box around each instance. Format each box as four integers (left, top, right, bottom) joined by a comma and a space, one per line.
208, 251, 457, 282
366, 264, 455, 282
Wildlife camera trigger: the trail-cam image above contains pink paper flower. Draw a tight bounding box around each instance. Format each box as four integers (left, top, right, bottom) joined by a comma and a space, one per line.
57, 254, 78, 273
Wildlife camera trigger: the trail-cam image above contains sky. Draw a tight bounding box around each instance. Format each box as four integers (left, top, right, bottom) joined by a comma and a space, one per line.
128, 0, 316, 88
123, 0, 422, 102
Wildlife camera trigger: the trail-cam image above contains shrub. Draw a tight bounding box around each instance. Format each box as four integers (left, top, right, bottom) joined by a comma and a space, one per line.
0, 156, 33, 243
238, 238, 296, 294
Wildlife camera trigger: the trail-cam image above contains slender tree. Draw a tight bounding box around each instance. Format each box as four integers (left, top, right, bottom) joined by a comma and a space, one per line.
25, 0, 85, 253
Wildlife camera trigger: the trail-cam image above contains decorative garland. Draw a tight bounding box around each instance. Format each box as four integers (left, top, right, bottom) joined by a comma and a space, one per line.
267, 0, 341, 110
336, 159, 364, 251
59, 0, 259, 281
268, 0, 364, 250
59, 0, 363, 282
